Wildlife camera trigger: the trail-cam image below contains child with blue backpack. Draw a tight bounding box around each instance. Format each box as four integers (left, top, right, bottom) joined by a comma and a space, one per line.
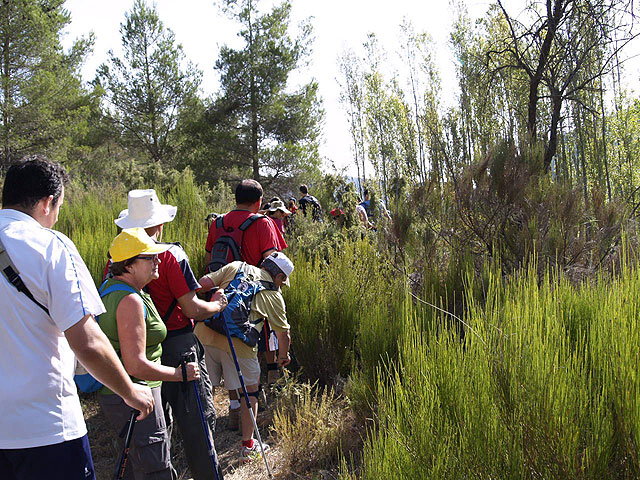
194, 251, 293, 462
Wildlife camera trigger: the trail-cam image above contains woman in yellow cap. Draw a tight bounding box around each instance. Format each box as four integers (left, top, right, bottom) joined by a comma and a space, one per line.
98, 228, 199, 479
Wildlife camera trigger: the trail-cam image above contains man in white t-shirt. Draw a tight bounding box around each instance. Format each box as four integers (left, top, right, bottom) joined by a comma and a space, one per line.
0, 156, 154, 480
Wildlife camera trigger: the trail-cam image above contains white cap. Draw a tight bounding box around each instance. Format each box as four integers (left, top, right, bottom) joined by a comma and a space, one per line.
264, 251, 294, 285
115, 189, 177, 229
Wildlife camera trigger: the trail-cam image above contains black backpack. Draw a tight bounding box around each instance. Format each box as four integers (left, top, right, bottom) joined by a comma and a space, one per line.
207, 213, 266, 273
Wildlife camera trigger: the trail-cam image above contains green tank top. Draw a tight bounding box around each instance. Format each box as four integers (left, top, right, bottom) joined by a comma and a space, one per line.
97, 278, 167, 394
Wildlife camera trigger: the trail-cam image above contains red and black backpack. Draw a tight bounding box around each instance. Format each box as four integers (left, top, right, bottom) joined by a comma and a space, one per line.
207, 213, 265, 273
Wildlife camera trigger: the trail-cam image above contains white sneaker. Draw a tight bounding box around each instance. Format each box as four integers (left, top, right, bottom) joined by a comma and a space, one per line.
240, 442, 270, 462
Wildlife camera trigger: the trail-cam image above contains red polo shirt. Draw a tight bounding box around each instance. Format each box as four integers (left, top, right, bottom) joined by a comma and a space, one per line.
205, 210, 287, 267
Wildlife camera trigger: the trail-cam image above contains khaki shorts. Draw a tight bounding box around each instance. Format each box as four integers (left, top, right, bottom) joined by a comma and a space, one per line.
203, 344, 260, 391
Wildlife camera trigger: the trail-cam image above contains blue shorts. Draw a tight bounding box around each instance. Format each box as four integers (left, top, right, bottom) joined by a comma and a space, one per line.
0, 434, 95, 480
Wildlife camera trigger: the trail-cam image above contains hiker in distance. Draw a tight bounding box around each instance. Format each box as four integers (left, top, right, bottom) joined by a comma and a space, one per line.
298, 184, 323, 222
194, 251, 294, 461
114, 189, 228, 480
99, 228, 203, 479
266, 199, 292, 235
0, 156, 153, 480
204, 179, 287, 428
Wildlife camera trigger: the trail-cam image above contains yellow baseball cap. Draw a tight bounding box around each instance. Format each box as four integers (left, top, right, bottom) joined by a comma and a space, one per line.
109, 227, 170, 262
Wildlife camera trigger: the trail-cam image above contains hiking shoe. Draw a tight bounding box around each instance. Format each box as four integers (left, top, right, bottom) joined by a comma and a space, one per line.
240, 442, 270, 462
228, 407, 240, 431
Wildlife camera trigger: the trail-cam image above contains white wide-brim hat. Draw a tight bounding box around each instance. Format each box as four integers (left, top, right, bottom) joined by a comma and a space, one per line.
268, 200, 292, 216
115, 189, 177, 229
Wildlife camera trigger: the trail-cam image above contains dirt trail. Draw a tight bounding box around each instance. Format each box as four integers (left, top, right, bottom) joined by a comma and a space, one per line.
85, 387, 281, 480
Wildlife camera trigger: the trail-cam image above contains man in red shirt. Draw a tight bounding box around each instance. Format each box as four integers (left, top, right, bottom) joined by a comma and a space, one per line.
204, 179, 287, 427
114, 189, 228, 480
205, 179, 286, 269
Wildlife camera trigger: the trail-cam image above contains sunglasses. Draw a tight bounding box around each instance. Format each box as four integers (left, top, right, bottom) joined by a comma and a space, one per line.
137, 254, 160, 263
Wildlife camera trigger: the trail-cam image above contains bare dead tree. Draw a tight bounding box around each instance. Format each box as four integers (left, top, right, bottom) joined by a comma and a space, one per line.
488, 0, 638, 172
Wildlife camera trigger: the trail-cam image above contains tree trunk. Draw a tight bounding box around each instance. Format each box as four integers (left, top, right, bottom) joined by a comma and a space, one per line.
526, 0, 562, 140
544, 92, 563, 172
599, 81, 611, 201
247, 3, 259, 180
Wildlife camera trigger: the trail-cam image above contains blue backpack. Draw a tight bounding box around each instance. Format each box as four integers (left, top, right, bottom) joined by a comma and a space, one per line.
204, 263, 277, 347
74, 281, 147, 393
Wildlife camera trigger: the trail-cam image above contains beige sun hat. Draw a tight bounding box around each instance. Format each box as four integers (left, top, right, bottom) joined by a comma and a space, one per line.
115, 189, 177, 229
268, 200, 291, 216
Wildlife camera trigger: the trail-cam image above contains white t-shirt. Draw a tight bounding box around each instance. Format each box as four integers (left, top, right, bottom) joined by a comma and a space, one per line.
0, 209, 105, 448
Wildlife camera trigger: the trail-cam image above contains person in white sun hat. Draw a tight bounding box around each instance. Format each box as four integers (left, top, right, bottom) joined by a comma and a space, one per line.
107, 189, 228, 480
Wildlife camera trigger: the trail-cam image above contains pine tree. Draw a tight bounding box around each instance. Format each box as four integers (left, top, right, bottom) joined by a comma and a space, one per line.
0, 0, 93, 169
208, 0, 323, 184
95, 0, 201, 164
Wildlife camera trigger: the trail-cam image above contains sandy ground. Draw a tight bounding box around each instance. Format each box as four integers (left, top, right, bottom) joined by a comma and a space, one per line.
84, 387, 283, 480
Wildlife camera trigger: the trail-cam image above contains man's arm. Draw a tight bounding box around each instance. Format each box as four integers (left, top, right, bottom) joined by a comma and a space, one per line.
177, 289, 227, 321
275, 330, 291, 367
65, 314, 154, 420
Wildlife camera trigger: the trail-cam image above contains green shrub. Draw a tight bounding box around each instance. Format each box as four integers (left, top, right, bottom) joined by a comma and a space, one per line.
353, 262, 640, 479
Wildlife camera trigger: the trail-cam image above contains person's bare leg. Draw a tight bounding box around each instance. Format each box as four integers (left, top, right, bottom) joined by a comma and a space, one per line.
239, 384, 259, 442
228, 388, 240, 430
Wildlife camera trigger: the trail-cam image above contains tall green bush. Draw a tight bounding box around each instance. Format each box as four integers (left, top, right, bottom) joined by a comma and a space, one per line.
349, 262, 640, 479
285, 238, 404, 394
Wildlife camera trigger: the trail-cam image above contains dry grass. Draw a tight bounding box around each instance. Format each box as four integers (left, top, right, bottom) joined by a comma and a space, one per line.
83, 383, 340, 480
271, 376, 362, 478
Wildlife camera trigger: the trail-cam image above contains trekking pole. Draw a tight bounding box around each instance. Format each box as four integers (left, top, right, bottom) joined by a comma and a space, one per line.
113, 409, 138, 480
223, 326, 273, 478
181, 353, 222, 480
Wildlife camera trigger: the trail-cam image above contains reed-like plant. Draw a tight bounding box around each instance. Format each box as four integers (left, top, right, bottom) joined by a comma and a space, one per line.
351, 260, 640, 479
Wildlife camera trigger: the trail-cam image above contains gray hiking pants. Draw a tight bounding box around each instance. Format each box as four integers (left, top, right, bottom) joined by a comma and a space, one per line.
99, 386, 177, 480
161, 329, 223, 480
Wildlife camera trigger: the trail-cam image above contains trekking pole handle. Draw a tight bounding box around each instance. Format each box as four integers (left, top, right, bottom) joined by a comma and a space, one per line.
180, 352, 195, 413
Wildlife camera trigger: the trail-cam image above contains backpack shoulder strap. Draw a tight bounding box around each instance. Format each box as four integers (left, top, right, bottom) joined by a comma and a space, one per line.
239, 214, 265, 231
0, 235, 49, 315
258, 280, 277, 291
99, 282, 147, 320
162, 299, 178, 324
